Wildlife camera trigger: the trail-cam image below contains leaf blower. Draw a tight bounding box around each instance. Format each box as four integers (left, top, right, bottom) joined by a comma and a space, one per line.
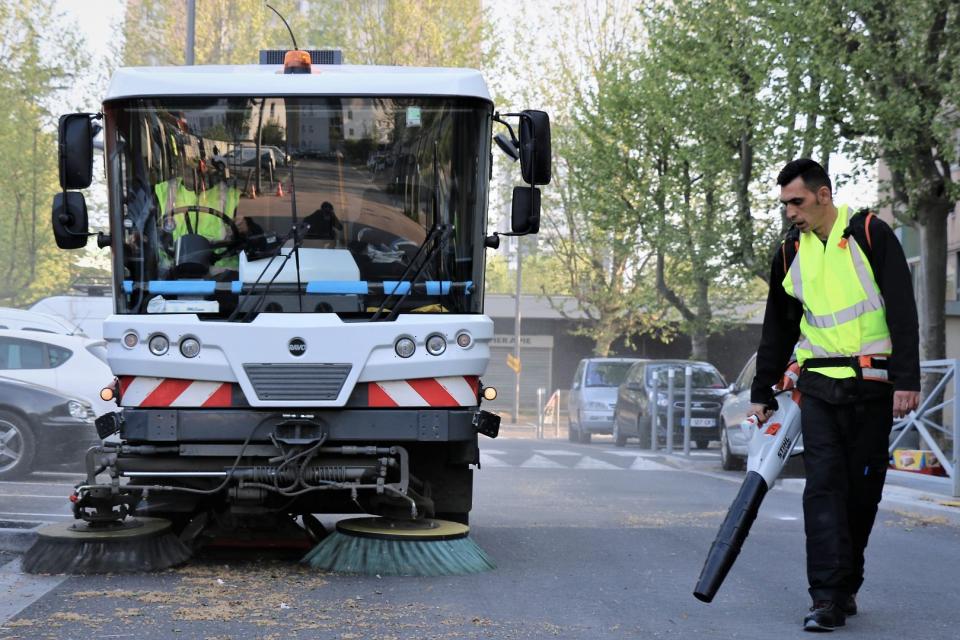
693, 363, 803, 603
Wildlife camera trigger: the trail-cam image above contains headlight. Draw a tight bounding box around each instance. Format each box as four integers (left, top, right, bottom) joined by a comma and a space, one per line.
456, 332, 472, 348
68, 400, 90, 420
122, 331, 139, 349
425, 334, 447, 356
395, 337, 415, 358
180, 337, 201, 358
148, 334, 169, 356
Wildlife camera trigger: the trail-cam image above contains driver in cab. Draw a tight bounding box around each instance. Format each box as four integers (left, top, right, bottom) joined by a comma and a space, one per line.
155, 153, 241, 274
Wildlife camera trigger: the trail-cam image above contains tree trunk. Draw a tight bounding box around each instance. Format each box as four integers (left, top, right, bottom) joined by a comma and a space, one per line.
919, 212, 947, 362
690, 330, 708, 362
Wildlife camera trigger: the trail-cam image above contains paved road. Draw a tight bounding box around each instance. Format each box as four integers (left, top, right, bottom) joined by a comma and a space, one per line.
1, 438, 959, 639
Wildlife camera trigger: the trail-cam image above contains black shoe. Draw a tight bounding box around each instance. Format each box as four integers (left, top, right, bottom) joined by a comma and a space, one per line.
804, 601, 847, 632
841, 594, 857, 617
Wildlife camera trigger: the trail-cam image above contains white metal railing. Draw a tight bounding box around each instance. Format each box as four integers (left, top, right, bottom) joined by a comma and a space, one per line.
888, 359, 959, 497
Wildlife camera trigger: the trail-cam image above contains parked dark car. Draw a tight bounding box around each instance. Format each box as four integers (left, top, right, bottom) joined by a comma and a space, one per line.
613, 360, 729, 449
0, 376, 99, 479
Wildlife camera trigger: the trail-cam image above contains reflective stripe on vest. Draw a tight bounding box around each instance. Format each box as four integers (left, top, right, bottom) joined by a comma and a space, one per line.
782, 204, 891, 379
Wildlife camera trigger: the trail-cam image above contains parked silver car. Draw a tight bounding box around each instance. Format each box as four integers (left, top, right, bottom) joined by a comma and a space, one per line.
568, 358, 641, 443
719, 353, 803, 470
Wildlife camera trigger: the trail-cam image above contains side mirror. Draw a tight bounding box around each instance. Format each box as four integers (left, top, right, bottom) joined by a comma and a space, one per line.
51, 192, 89, 249
511, 186, 540, 234
518, 110, 551, 185
58, 113, 95, 189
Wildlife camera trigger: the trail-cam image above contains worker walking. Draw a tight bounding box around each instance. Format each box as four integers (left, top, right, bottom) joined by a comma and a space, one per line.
748, 159, 921, 631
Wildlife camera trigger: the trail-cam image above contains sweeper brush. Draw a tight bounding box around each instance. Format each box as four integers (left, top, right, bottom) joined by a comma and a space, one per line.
301, 517, 495, 576
22, 517, 191, 574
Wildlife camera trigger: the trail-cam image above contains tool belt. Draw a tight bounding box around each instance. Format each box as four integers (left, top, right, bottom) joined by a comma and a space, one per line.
802, 355, 890, 383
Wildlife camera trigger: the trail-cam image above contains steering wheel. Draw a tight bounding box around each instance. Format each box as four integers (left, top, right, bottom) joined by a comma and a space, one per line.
161, 205, 244, 261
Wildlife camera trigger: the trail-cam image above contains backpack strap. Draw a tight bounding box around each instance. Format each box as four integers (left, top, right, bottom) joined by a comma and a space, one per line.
840, 209, 875, 253
780, 226, 801, 273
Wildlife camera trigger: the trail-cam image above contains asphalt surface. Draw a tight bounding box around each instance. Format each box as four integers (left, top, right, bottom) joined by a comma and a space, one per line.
1, 436, 959, 639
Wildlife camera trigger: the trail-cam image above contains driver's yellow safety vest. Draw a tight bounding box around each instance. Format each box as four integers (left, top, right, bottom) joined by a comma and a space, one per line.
781, 204, 892, 380
155, 179, 240, 268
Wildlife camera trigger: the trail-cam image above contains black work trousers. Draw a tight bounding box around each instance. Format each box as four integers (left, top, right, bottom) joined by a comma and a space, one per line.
800, 388, 893, 603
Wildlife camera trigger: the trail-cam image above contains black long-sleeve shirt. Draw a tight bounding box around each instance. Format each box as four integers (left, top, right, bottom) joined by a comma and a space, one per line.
750, 214, 921, 407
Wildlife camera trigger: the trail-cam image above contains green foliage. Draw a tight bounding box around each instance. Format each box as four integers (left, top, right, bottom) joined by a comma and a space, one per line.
0, 1, 87, 306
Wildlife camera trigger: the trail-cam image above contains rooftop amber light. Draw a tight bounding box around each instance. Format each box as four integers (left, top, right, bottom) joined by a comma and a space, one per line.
283, 50, 312, 74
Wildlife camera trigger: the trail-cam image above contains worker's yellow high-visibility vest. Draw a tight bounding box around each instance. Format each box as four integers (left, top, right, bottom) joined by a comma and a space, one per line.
781, 204, 892, 379
155, 179, 240, 268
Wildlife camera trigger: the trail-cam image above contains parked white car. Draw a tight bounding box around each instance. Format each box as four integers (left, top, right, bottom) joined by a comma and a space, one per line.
0, 306, 82, 335
0, 329, 115, 417
30, 295, 112, 339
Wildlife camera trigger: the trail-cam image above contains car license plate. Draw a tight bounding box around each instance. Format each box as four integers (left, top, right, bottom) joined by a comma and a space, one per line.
683, 418, 716, 427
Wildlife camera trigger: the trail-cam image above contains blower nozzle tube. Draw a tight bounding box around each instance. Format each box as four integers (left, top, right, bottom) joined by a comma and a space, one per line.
693, 470, 769, 603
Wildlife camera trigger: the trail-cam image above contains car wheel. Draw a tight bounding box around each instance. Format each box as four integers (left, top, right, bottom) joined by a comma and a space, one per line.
567, 416, 578, 442
720, 424, 743, 471
696, 438, 710, 450
613, 419, 626, 447
0, 410, 37, 480
576, 412, 591, 444
637, 415, 651, 450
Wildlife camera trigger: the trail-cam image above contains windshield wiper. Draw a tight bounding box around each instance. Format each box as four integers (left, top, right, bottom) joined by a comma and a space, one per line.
369, 141, 453, 322
368, 223, 453, 322
226, 221, 310, 322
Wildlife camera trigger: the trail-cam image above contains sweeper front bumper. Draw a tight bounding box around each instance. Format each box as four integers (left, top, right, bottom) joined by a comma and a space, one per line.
82, 406, 495, 524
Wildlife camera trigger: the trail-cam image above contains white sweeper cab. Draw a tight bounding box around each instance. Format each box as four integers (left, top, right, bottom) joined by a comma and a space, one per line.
32, 48, 550, 573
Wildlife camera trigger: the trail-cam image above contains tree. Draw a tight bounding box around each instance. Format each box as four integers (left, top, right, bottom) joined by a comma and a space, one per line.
832, 0, 960, 364
0, 1, 87, 306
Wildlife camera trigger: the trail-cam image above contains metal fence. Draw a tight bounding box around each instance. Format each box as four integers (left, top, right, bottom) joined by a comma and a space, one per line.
889, 359, 959, 497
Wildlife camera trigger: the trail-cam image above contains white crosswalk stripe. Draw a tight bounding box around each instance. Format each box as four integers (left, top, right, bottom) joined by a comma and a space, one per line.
574, 456, 620, 470
629, 457, 677, 471
479, 453, 510, 467
519, 454, 566, 469
533, 449, 580, 456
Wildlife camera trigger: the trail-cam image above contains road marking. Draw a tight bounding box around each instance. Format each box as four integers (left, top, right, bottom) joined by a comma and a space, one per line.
519, 454, 565, 469
605, 450, 658, 457
573, 456, 620, 470
0, 481, 75, 488
629, 457, 676, 471
533, 449, 580, 456
0, 512, 71, 518
479, 449, 508, 455
0, 494, 68, 500
0, 558, 70, 625
478, 453, 510, 468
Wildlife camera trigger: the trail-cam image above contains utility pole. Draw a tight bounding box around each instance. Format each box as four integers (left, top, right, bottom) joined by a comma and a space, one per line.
513, 235, 523, 423
185, 0, 196, 65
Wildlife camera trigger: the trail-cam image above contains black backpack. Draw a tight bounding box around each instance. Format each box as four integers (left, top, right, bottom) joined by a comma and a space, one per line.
780, 209, 878, 274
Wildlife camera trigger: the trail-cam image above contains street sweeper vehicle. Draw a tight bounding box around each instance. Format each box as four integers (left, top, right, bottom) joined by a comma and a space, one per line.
28, 48, 550, 575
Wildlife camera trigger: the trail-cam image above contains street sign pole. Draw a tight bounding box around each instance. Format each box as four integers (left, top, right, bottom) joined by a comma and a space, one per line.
513, 236, 522, 423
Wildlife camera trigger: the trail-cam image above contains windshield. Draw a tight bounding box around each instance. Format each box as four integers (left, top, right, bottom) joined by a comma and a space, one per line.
648, 365, 726, 389
585, 362, 634, 387
104, 96, 491, 318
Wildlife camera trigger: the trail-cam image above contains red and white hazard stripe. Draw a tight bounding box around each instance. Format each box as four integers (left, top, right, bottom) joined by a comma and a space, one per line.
119, 376, 234, 408
368, 376, 479, 407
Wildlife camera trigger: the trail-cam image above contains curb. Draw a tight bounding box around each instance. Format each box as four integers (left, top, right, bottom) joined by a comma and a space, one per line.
0, 520, 44, 553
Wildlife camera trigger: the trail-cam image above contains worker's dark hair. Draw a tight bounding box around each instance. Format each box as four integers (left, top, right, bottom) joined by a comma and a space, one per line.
776, 158, 832, 194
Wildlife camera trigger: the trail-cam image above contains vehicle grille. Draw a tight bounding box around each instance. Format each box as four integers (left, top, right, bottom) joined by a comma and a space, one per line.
243, 363, 352, 401
673, 400, 721, 410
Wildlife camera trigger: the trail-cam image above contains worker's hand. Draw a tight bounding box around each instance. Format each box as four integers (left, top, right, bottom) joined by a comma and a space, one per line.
893, 390, 920, 419
747, 404, 774, 424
